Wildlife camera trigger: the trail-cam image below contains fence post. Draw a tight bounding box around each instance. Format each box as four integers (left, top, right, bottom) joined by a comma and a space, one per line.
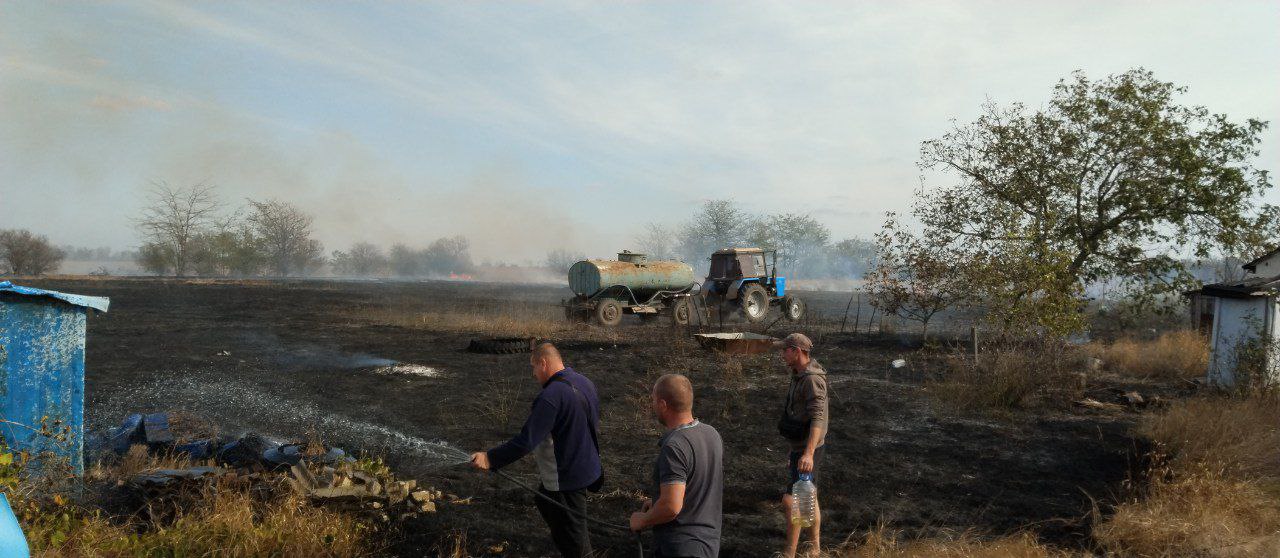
853, 294, 862, 334
971, 325, 979, 363
840, 291, 856, 333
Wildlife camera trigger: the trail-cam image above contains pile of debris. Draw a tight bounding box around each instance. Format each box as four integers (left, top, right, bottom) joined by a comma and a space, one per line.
1073, 387, 1167, 413
288, 463, 453, 521
106, 412, 456, 523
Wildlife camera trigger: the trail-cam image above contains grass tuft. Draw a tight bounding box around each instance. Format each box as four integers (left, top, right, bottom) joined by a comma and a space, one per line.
16, 451, 373, 557
1095, 392, 1280, 556
1142, 394, 1280, 480
830, 523, 1065, 558
1093, 330, 1209, 379
1094, 472, 1280, 557
929, 347, 1081, 413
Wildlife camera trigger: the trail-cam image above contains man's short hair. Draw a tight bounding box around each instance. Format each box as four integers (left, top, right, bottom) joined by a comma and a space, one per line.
653, 374, 693, 413
532, 342, 561, 363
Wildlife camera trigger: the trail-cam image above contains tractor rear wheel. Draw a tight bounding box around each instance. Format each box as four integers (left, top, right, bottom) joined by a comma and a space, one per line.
782, 295, 805, 322
740, 284, 769, 323
594, 299, 623, 327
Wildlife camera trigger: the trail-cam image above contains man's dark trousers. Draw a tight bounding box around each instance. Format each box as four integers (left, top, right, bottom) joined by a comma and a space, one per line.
535, 486, 593, 558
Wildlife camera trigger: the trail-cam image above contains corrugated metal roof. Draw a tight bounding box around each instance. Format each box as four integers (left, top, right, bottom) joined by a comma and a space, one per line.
1192, 275, 1280, 299
0, 281, 110, 312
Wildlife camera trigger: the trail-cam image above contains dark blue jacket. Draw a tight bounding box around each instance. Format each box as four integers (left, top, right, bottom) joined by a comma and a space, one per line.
487, 368, 602, 492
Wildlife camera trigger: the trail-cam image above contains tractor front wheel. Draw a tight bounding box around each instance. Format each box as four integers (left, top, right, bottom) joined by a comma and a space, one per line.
740, 284, 769, 323
782, 295, 805, 322
594, 299, 623, 327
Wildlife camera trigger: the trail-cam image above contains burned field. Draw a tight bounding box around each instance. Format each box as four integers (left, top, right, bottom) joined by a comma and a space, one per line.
29, 277, 1139, 556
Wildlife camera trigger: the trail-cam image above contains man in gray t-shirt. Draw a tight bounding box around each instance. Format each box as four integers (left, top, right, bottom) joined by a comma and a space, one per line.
629, 374, 724, 558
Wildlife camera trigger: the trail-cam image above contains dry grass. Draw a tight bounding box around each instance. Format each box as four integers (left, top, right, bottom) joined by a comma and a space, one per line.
1094, 472, 1280, 557
929, 347, 1081, 413
830, 523, 1066, 558
358, 304, 567, 338
1092, 330, 1209, 379
469, 373, 523, 429
1094, 393, 1280, 556
716, 354, 746, 386
28, 483, 371, 557
431, 530, 470, 557
95, 444, 196, 482
1141, 394, 1280, 480
19, 452, 373, 557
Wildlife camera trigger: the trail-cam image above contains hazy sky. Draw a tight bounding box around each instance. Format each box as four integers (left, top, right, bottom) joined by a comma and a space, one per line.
2, 1, 1278, 262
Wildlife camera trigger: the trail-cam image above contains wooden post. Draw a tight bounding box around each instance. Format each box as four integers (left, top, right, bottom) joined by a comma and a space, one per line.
971, 325, 979, 363
853, 294, 862, 334
840, 291, 856, 333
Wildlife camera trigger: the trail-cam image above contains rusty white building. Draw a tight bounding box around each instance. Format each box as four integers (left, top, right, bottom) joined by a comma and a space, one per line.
1188, 272, 1280, 389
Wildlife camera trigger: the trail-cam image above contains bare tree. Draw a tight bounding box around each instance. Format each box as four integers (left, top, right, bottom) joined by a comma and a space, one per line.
864, 215, 973, 338
677, 200, 751, 262
133, 182, 222, 276
0, 229, 65, 276
634, 223, 677, 260
545, 249, 586, 273
246, 199, 323, 276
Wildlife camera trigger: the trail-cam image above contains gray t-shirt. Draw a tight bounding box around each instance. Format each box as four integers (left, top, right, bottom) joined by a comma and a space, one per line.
650, 421, 724, 558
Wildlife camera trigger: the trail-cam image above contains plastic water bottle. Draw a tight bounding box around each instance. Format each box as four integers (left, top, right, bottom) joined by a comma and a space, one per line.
790, 473, 817, 528
0, 493, 30, 558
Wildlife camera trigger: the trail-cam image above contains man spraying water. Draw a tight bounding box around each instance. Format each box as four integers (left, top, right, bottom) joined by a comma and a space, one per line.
470, 342, 603, 558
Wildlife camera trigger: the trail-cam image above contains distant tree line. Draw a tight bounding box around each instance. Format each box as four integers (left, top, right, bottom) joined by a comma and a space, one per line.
133, 183, 325, 277
0, 229, 65, 276
635, 200, 876, 280
60, 246, 138, 261
331, 237, 474, 277
131, 182, 480, 279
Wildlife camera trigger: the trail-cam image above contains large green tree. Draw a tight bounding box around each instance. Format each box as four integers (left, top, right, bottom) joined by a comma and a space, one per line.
917, 68, 1274, 300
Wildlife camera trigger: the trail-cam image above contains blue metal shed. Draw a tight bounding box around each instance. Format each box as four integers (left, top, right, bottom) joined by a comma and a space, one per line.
0, 281, 109, 475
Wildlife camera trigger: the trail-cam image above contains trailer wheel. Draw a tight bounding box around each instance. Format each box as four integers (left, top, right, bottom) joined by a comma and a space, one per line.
740, 284, 769, 323
594, 299, 623, 327
671, 298, 692, 326
782, 295, 805, 322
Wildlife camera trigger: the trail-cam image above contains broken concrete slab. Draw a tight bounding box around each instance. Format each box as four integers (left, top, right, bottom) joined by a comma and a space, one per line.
109, 414, 145, 453
143, 413, 174, 445
216, 433, 275, 468
128, 466, 223, 488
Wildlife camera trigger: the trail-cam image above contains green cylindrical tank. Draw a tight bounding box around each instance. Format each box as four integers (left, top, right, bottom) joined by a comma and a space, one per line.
568, 253, 695, 299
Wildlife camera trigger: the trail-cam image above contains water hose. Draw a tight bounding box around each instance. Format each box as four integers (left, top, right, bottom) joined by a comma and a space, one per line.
491, 468, 645, 558
414, 442, 645, 556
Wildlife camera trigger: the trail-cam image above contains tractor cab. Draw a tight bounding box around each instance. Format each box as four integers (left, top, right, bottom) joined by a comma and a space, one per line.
708, 247, 773, 285
703, 247, 804, 323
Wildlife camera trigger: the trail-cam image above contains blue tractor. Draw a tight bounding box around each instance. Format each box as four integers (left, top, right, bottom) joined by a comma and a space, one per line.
702, 247, 805, 323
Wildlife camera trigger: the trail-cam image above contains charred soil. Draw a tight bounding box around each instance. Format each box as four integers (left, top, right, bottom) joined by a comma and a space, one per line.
30, 277, 1139, 556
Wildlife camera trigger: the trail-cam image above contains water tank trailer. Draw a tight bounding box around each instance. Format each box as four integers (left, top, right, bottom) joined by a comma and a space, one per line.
564, 251, 696, 326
